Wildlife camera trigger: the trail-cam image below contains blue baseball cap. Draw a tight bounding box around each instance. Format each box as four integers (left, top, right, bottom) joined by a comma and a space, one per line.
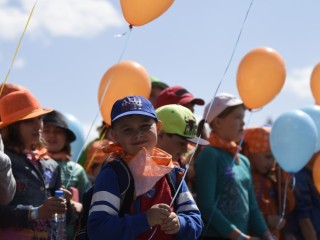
111, 96, 158, 123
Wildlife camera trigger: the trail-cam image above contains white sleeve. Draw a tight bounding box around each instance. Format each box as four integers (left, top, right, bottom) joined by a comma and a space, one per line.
0, 135, 16, 205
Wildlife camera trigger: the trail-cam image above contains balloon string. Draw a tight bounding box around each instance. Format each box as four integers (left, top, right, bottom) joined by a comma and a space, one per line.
0, 1, 37, 97
277, 166, 282, 216
84, 126, 108, 172
202, 0, 255, 125
148, 226, 158, 240
115, 25, 133, 63
229, 108, 263, 166
66, 25, 133, 187
218, 0, 254, 89
65, 77, 113, 188
277, 174, 294, 229
230, 109, 254, 165
161, 1, 256, 235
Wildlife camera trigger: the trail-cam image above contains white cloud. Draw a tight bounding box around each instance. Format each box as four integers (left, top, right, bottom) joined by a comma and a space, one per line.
284, 66, 313, 99
0, 0, 124, 40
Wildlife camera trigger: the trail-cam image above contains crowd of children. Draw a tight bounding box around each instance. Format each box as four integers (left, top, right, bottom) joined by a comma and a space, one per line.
0, 79, 319, 240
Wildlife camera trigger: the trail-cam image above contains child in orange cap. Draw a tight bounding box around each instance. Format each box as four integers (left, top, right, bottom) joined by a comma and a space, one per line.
0, 90, 68, 240
242, 126, 295, 239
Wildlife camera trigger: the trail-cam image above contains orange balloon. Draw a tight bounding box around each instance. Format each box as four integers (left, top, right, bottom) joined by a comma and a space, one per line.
237, 47, 286, 109
310, 63, 320, 105
120, 0, 174, 26
313, 152, 320, 193
98, 61, 151, 125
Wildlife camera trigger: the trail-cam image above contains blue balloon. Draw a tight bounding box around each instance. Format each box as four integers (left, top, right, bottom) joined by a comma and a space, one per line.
63, 112, 85, 161
300, 105, 320, 152
270, 109, 317, 173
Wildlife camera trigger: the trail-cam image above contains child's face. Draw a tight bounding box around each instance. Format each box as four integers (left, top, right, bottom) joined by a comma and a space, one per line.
149, 86, 163, 107
111, 115, 159, 156
215, 106, 245, 142
42, 124, 67, 153
250, 150, 275, 174
19, 116, 43, 149
157, 133, 189, 161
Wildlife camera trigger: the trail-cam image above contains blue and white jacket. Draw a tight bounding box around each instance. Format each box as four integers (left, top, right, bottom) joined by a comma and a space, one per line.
87, 163, 203, 240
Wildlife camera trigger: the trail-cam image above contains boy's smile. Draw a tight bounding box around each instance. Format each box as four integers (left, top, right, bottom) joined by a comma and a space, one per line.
111, 115, 160, 156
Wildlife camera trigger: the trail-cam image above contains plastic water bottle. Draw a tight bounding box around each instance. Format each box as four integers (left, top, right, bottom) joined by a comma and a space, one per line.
50, 190, 66, 240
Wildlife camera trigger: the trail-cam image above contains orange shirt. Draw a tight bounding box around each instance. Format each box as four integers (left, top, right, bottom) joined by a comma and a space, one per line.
251, 169, 295, 238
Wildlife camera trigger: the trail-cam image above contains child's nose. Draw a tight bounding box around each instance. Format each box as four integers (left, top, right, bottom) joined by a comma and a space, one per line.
133, 129, 144, 138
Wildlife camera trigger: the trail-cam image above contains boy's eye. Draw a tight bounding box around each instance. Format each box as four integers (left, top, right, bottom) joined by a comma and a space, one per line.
122, 128, 132, 134
141, 124, 151, 130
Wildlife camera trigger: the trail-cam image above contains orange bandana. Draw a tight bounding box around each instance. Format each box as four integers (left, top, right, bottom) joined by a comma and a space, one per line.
103, 144, 174, 196
207, 131, 241, 163
243, 127, 271, 156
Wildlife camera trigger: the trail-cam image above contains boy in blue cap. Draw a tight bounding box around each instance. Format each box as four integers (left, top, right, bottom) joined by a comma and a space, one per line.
87, 96, 203, 240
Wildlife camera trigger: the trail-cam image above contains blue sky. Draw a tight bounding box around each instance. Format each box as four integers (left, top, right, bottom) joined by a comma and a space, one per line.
1, 0, 320, 142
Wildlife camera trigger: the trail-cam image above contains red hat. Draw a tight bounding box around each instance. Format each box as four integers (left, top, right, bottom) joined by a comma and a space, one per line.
155, 86, 205, 109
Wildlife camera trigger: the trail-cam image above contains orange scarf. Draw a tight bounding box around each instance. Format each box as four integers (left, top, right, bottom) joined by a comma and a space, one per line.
103, 144, 174, 196
102, 143, 173, 166
24, 148, 49, 170
207, 131, 241, 163
24, 148, 49, 161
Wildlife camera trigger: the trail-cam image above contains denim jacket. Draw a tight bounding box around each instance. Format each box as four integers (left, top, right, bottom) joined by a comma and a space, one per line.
0, 150, 61, 239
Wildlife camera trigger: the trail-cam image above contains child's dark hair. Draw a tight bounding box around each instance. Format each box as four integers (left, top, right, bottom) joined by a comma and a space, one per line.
1, 121, 46, 154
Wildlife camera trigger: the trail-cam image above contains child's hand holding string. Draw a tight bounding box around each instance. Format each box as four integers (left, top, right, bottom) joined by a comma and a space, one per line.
161, 211, 180, 234
146, 203, 171, 228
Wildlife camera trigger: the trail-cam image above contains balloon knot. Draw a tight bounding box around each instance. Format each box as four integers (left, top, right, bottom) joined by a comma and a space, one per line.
129, 24, 133, 30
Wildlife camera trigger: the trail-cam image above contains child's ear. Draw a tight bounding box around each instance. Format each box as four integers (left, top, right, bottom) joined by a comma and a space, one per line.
110, 128, 117, 143
158, 130, 165, 139
213, 117, 222, 129
156, 120, 162, 134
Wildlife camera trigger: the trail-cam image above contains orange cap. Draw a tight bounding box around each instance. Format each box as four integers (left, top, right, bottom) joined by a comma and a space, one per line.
0, 90, 52, 128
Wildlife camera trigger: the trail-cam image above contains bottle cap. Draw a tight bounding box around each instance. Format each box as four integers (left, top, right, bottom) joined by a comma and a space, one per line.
55, 190, 64, 198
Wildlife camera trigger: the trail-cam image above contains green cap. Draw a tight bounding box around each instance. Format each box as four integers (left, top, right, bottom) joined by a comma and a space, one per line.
156, 104, 208, 145
150, 76, 169, 90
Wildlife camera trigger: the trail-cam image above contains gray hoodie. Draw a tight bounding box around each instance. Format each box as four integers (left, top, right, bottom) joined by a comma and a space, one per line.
0, 134, 16, 205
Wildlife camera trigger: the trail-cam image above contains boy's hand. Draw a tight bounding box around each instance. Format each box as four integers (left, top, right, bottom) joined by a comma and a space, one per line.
161, 211, 180, 234
146, 204, 171, 227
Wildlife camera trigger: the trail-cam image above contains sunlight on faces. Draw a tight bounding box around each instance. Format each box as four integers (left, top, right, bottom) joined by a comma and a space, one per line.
212, 105, 245, 142
111, 115, 160, 156
42, 125, 67, 153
